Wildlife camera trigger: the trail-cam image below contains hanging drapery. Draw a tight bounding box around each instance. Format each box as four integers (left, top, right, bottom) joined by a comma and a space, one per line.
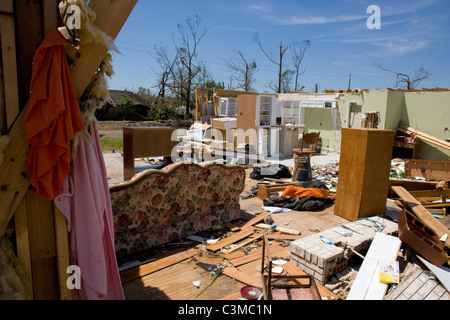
23, 24, 123, 300
56, 121, 124, 300
23, 26, 85, 201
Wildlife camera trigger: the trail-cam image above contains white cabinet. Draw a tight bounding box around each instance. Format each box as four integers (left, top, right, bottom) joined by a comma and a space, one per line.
256, 95, 282, 127
258, 127, 281, 157
282, 101, 302, 125
219, 97, 237, 117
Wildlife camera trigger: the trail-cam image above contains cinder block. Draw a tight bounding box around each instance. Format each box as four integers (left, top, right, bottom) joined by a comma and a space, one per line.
289, 218, 399, 284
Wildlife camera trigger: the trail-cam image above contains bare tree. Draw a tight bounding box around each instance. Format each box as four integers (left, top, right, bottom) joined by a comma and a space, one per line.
153, 44, 180, 99
291, 40, 311, 91
153, 16, 207, 116
376, 64, 431, 90
253, 33, 289, 93
280, 70, 295, 93
174, 16, 208, 115
225, 50, 257, 92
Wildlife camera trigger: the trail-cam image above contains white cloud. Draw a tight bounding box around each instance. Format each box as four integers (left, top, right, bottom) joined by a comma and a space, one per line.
270, 14, 367, 25
248, 0, 443, 26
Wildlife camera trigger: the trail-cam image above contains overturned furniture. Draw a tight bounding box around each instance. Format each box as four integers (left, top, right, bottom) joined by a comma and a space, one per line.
404, 159, 450, 181
110, 162, 246, 261
261, 231, 321, 300
392, 186, 450, 267
334, 128, 395, 221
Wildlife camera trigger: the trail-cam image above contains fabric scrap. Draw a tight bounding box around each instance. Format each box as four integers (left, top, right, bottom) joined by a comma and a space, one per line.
23, 26, 85, 200
56, 121, 124, 300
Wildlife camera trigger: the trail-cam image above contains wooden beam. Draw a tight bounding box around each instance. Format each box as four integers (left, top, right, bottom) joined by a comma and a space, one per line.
0, 0, 20, 129
25, 190, 58, 300
53, 204, 72, 300
14, 196, 33, 298
0, 0, 138, 238
398, 125, 450, 152
391, 186, 450, 248
14, 0, 44, 111
43, 0, 59, 35
0, 1, 13, 14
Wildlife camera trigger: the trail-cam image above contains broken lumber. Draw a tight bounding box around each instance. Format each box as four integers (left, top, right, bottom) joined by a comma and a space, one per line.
206, 229, 254, 252
222, 266, 263, 288
391, 186, 450, 249
225, 243, 285, 267
398, 125, 450, 151
221, 233, 264, 254
267, 232, 303, 241
241, 211, 272, 229
255, 223, 301, 235
0, 0, 138, 238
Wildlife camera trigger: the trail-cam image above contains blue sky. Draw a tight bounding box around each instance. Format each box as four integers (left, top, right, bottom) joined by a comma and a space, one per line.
108, 0, 450, 94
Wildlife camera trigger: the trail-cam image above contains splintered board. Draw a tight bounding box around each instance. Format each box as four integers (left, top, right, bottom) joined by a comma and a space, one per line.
347, 233, 402, 300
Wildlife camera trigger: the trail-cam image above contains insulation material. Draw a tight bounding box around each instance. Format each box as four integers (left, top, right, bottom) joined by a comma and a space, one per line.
0, 228, 32, 300
58, 0, 117, 52
58, 0, 116, 124
78, 53, 114, 124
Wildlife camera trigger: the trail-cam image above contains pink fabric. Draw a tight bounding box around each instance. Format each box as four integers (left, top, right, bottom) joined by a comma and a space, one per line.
56, 121, 124, 300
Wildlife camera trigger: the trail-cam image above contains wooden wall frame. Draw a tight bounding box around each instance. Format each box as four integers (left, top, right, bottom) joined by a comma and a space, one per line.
0, 0, 138, 300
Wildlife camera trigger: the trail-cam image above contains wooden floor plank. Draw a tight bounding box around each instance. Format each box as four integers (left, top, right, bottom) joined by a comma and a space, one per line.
120, 246, 201, 284
222, 266, 263, 288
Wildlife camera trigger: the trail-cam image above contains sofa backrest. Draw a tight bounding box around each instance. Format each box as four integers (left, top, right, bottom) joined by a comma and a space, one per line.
110, 162, 246, 260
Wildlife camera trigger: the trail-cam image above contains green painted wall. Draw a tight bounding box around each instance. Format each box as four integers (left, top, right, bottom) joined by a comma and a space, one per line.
339, 90, 450, 160
400, 91, 450, 160
303, 108, 337, 150
385, 90, 404, 130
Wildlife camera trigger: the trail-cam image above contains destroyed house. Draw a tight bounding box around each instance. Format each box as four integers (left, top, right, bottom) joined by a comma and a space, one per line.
0, 0, 449, 303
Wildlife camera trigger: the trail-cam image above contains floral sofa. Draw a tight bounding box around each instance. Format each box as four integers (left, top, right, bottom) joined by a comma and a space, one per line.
110, 162, 246, 260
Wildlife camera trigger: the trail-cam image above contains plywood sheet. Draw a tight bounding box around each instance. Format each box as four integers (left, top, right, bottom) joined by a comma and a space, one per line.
347, 233, 402, 300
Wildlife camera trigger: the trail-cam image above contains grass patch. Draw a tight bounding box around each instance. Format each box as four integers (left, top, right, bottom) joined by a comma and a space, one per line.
100, 136, 123, 151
